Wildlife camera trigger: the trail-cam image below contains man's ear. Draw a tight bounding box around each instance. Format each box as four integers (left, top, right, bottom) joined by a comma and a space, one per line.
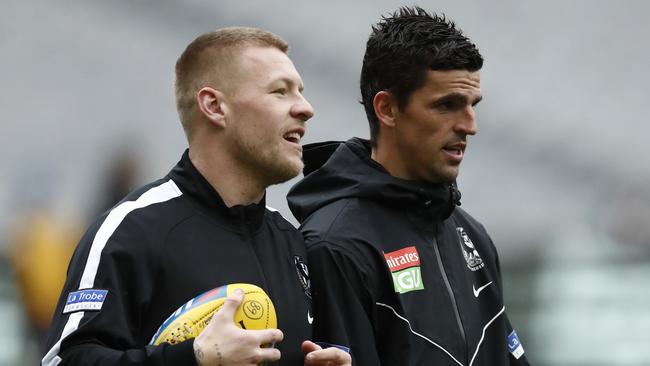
196, 87, 227, 128
373, 91, 398, 128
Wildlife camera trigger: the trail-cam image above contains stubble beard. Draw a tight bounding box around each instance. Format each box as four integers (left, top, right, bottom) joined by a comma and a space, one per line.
427, 160, 461, 185
236, 138, 303, 187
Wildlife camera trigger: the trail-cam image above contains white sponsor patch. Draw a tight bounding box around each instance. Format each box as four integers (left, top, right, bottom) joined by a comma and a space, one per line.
63, 289, 108, 314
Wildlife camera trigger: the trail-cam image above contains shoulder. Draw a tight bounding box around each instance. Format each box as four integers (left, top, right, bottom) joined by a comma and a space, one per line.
300, 198, 384, 246
263, 205, 307, 252
448, 206, 498, 257
300, 198, 388, 272
450, 206, 490, 236
108, 178, 185, 223
62, 179, 187, 290
264, 205, 298, 231
85, 179, 191, 253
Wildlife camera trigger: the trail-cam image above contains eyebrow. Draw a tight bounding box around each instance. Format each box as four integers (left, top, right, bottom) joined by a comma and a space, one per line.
434, 92, 483, 106
273, 77, 305, 92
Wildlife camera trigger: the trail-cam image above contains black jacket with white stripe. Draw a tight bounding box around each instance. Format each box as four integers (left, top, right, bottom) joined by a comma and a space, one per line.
43, 150, 312, 366
287, 138, 530, 366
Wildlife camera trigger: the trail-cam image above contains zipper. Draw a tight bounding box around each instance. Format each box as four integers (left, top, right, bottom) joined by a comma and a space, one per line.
432, 230, 467, 358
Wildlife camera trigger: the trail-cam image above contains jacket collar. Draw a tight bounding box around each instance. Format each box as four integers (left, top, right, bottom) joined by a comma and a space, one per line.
168, 149, 265, 233
289, 138, 460, 223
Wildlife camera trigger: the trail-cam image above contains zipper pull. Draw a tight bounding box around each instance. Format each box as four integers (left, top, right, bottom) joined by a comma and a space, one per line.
450, 183, 462, 207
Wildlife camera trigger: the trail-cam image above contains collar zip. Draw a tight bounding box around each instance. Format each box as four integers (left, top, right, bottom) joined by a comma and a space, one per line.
450, 183, 462, 207
418, 188, 432, 207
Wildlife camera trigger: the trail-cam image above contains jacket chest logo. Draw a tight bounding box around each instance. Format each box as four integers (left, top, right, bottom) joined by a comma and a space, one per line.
456, 227, 485, 271
384, 246, 424, 294
293, 255, 311, 299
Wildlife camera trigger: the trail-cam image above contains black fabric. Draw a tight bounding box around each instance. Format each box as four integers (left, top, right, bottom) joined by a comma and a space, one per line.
288, 138, 530, 366
44, 150, 312, 365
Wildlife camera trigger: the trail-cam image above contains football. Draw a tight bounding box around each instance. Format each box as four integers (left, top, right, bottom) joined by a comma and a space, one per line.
149, 283, 277, 346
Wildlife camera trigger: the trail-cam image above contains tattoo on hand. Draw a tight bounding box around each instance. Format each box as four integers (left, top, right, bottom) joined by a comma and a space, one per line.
214, 343, 223, 366
195, 347, 204, 362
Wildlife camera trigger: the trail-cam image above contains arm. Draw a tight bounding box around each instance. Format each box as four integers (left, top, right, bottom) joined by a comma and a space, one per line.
489, 233, 530, 366
504, 315, 530, 366
307, 241, 381, 365
43, 217, 285, 366
42, 217, 196, 365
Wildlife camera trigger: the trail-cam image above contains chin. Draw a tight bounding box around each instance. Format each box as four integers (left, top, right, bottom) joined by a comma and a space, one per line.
267, 159, 303, 185
428, 168, 459, 184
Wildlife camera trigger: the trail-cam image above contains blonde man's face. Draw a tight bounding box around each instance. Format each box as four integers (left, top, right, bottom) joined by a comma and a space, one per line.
222, 46, 314, 185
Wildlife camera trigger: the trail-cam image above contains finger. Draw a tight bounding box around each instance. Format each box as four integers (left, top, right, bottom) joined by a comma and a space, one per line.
301, 340, 322, 355
248, 328, 284, 345
305, 348, 351, 365
255, 346, 282, 363
215, 288, 244, 321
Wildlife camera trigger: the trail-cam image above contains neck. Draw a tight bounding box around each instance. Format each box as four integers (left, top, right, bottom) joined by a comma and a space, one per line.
371, 137, 411, 181
189, 146, 265, 208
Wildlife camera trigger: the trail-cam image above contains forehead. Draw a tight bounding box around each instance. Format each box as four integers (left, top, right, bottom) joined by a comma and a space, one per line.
416, 69, 481, 98
233, 46, 303, 87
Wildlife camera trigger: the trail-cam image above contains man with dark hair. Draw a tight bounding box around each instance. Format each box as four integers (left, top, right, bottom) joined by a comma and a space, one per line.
42, 27, 350, 366
289, 7, 530, 365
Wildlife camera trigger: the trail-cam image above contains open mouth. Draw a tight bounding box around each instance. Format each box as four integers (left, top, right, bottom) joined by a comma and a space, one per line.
283, 132, 302, 144
442, 147, 463, 156
442, 142, 466, 161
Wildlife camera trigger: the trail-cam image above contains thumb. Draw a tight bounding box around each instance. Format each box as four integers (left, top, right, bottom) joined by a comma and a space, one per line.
215, 288, 244, 322
301, 340, 322, 355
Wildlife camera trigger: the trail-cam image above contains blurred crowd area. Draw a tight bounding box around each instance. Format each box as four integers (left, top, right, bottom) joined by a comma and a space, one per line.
0, 152, 142, 365
2, 1, 650, 365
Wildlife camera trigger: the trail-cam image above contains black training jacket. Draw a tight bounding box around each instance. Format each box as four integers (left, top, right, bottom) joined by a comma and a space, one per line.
288, 138, 530, 366
43, 150, 312, 366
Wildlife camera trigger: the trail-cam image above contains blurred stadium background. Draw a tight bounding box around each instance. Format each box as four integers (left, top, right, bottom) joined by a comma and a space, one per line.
2, 0, 649, 365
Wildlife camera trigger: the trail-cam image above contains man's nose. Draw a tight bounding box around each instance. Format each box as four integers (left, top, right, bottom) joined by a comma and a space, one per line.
455, 106, 477, 136
292, 94, 314, 122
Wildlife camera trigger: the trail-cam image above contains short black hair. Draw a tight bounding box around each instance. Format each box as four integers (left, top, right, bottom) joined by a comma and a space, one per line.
360, 6, 483, 145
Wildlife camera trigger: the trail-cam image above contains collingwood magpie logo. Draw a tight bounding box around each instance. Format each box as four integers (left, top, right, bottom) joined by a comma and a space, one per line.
456, 227, 484, 271
294, 255, 311, 298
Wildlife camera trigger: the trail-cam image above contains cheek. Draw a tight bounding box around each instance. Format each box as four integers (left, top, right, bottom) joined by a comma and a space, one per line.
248, 104, 284, 132
237, 110, 275, 136
405, 121, 442, 148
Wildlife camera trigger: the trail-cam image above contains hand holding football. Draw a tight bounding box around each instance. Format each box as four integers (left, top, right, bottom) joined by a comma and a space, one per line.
150, 283, 277, 346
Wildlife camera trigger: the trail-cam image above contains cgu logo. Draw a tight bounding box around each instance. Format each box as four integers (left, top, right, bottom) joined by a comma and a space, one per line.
392, 267, 424, 293
384, 246, 425, 294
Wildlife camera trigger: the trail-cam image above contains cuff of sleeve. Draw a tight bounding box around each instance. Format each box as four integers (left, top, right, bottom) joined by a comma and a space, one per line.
163, 339, 198, 366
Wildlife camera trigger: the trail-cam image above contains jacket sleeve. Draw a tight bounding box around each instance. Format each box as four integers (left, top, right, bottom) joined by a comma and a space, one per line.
41, 215, 196, 366
490, 234, 531, 366
505, 315, 531, 365
307, 240, 399, 365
